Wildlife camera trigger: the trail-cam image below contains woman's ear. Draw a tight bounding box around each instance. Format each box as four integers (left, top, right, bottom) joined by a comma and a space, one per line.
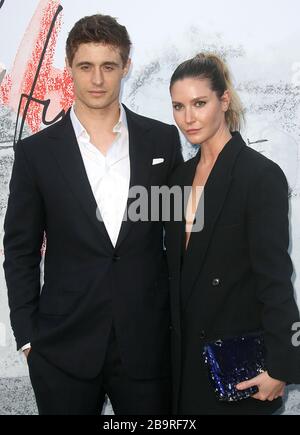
221, 90, 231, 112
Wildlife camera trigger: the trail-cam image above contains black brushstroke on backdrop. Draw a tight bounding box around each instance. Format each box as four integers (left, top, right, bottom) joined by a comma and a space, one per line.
247, 139, 269, 145
0, 1, 6, 10
13, 4, 64, 149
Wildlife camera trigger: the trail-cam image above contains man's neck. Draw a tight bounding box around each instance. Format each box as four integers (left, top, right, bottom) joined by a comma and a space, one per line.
74, 101, 121, 135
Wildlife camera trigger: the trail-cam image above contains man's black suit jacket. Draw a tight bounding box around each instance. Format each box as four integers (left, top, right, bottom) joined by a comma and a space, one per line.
3, 105, 183, 380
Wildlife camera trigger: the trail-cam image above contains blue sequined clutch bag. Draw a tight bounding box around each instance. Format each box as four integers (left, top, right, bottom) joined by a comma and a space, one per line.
203, 332, 266, 402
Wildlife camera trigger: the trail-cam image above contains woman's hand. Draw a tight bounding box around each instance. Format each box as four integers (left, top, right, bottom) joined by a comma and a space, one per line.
236, 372, 286, 401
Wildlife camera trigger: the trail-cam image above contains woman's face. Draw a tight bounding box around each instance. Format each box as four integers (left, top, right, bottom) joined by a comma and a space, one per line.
171, 77, 230, 145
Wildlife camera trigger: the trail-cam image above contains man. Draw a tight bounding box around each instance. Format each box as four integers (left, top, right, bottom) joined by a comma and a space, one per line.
3, 14, 183, 415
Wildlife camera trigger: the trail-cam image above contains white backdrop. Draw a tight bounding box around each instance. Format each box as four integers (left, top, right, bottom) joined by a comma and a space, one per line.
0, 0, 300, 414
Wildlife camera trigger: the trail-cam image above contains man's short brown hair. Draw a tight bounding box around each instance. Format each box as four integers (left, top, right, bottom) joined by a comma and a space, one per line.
66, 14, 132, 67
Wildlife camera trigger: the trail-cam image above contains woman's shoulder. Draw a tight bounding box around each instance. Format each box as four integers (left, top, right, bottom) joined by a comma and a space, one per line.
237, 141, 286, 182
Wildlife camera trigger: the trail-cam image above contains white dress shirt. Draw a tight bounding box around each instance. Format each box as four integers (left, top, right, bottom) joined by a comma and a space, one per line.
22, 105, 130, 352
70, 104, 131, 247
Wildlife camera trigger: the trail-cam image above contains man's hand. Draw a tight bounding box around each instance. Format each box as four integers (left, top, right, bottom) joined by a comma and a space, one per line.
236, 371, 286, 401
23, 348, 31, 359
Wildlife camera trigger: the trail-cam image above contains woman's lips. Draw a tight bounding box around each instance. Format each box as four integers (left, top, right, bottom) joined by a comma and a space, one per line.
186, 129, 201, 135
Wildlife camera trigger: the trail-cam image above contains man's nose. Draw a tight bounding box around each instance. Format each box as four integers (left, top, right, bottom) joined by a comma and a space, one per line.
92, 68, 104, 86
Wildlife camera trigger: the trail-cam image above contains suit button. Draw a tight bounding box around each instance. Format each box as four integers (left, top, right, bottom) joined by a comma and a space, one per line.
212, 278, 220, 287
113, 255, 121, 262
200, 330, 206, 339
169, 325, 173, 331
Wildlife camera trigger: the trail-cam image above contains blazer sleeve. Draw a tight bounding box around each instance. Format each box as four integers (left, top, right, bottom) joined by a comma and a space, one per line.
247, 161, 300, 384
3, 140, 45, 350
167, 126, 183, 178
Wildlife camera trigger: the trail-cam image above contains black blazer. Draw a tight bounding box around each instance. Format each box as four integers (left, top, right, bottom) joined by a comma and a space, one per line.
3, 105, 183, 380
165, 132, 300, 414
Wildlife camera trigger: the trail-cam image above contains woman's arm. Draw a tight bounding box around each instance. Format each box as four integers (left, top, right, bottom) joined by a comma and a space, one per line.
245, 161, 300, 384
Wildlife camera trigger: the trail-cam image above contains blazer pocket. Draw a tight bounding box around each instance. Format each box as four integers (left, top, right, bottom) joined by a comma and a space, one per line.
58, 289, 86, 315
37, 312, 68, 335
39, 288, 85, 316
216, 222, 242, 230
61, 286, 86, 293
152, 158, 165, 166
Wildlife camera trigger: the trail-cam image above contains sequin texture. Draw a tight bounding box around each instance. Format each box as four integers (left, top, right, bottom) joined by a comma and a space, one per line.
203, 333, 266, 402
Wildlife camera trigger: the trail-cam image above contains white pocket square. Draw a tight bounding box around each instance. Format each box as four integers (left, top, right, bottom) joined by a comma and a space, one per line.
152, 158, 164, 166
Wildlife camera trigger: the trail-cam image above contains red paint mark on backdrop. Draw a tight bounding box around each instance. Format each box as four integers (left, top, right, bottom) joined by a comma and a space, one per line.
0, 0, 74, 134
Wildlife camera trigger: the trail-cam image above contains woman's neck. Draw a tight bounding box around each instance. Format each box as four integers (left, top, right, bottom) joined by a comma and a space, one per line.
200, 126, 232, 166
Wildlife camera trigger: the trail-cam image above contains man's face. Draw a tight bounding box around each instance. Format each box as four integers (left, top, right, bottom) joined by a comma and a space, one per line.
66, 42, 130, 111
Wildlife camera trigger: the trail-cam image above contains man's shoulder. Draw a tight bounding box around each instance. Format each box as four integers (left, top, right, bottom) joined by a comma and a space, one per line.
123, 105, 175, 132
18, 114, 68, 152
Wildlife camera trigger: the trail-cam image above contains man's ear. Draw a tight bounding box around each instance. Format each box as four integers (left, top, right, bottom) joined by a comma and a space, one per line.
122, 58, 131, 78
65, 57, 72, 76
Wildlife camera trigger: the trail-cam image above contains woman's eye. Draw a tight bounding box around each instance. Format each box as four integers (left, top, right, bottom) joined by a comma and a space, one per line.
173, 104, 182, 111
195, 101, 206, 107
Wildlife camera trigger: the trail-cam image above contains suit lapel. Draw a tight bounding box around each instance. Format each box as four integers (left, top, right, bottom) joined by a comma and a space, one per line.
47, 110, 114, 251
181, 133, 244, 309
115, 105, 153, 249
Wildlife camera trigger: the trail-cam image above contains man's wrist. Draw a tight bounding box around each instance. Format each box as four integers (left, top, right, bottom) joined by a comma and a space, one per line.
23, 348, 31, 358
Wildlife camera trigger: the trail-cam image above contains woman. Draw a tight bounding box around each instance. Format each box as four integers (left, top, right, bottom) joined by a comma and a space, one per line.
166, 53, 300, 415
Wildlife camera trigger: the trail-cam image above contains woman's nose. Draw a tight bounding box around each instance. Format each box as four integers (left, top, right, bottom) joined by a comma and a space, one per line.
185, 108, 195, 124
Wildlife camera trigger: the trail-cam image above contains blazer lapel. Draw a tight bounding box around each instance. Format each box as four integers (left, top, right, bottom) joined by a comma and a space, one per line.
47, 110, 114, 251
169, 152, 200, 333
171, 151, 200, 281
115, 105, 154, 249
181, 133, 244, 309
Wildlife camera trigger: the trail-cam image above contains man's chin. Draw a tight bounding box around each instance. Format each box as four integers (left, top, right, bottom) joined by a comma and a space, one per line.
85, 99, 117, 111
86, 102, 110, 110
